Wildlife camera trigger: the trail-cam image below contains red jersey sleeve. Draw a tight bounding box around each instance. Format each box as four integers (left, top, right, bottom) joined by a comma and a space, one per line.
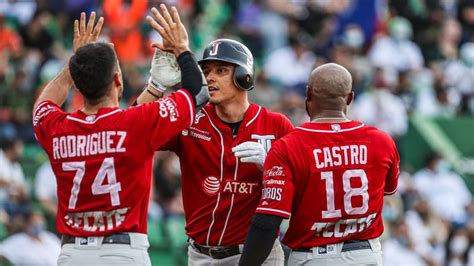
32, 100, 67, 149
255, 140, 294, 218
137, 90, 194, 151
384, 137, 400, 195
279, 115, 294, 136
158, 134, 181, 153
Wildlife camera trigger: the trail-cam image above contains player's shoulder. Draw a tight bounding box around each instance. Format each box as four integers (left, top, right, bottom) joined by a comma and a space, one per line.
33, 100, 67, 126
362, 123, 396, 146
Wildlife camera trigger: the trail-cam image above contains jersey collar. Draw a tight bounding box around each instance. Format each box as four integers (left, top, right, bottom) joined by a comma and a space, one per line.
68, 107, 122, 124
204, 103, 261, 129
297, 120, 365, 133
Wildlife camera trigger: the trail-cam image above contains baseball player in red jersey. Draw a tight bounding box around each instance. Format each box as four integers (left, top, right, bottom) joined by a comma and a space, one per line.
32, 8, 209, 266
136, 16, 293, 264
239, 63, 400, 266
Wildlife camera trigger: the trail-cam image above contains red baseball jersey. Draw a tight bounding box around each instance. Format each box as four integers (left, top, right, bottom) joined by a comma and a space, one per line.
161, 103, 293, 246
33, 90, 195, 237
256, 120, 399, 249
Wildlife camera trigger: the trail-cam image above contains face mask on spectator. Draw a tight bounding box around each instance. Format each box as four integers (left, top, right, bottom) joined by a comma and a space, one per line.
449, 236, 469, 255
29, 223, 45, 238
435, 159, 450, 173
344, 28, 364, 49
460, 42, 474, 68
389, 17, 413, 41
382, 205, 398, 221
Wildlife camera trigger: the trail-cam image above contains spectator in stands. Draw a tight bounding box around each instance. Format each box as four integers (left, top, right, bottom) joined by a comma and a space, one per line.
405, 199, 449, 265
102, 0, 148, 63
350, 68, 408, 139
34, 161, 57, 217
264, 34, 317, 95
383, 218, 435, 266
368, 16, 424, 73
0, 207, 60, 266
0, 138, 28, 217
153, 152, 184, 216
445, 225, 472, 265
426, 18, 462, 63
413, 153, 472, 225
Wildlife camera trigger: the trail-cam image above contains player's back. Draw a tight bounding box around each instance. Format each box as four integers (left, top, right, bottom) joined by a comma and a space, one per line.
33, 91, 194, 237
275, 120, 399, 248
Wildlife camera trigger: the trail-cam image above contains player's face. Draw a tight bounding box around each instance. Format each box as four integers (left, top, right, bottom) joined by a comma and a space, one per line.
202, 61, 240, 105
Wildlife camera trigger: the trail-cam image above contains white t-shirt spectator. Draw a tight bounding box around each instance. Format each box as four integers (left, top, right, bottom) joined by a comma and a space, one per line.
383, 238, 427, 266
264, 46, 316, 88
34, 162, 57, 204
413, 168, 471, 223
350, 89, 408, 138
0, 231, 60, 266
368, 36, 424, 72
0, 150, 26, 204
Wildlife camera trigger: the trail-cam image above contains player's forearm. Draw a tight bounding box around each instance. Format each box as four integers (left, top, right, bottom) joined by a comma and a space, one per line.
135, 84, 164, 105
177, 51, 209, 112
33, 65, 73, 111
239, 214, 282, 266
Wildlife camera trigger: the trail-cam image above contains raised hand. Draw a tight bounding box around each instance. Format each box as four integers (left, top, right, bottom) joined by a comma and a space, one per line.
73, 12, 104, 52
147, 4, 189, 56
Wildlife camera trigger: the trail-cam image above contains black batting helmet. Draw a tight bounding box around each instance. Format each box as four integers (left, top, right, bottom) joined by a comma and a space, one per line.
199, 39, 254, 91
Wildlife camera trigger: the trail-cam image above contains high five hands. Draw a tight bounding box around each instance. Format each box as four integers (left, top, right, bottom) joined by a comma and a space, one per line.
73, 12, 104, 52
147, 4, 190, 56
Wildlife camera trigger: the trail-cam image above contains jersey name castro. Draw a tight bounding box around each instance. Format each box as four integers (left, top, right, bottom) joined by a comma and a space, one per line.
256, 121, 399, 248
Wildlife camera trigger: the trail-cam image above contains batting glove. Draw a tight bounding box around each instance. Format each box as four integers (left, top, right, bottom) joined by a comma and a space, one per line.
148, 49, 182, 93
232, 141, 267, 170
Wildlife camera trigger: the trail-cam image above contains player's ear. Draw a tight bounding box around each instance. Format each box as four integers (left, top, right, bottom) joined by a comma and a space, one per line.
306, 85, 312, 101
112, 72, 122, 87
346, 91, 354, 106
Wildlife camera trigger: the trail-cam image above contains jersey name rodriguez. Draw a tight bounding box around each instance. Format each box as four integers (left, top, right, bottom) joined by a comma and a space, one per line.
52, 131, 127, 159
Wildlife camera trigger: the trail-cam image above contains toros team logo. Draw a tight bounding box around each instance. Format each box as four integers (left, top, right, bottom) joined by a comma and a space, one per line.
202, 176, 221, 196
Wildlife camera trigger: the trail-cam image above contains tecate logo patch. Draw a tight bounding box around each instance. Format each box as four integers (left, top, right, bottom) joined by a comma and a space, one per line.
202, 176, 220, 196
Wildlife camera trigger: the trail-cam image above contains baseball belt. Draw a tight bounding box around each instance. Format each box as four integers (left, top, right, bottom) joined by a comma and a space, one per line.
61, 233, 131, 246
293, 240, 371, 253
191, 241, 240, 259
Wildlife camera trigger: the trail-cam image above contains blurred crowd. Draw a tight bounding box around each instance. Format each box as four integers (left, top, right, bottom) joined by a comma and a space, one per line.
2, 0, 474, 265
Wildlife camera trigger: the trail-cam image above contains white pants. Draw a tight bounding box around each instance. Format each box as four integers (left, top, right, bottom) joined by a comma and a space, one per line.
57, 233, 151, 266
288, 238, 383, 266
188, 239, 284, 266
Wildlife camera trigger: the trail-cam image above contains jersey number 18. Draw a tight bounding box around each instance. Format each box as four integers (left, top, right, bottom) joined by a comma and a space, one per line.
321, 169, 369, 218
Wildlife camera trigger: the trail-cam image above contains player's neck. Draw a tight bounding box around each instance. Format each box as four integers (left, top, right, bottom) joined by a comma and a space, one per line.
215, 99, 250, 123
311, 110, 349, 123
82, 98, 118, 115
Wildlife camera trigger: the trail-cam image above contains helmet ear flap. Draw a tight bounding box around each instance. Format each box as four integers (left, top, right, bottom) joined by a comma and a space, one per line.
233, 65, 254, 91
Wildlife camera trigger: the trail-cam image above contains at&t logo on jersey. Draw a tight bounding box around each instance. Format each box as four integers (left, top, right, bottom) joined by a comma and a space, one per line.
222, 181, 259, 195
202, 177, 259, 196
202, 176, 220, 196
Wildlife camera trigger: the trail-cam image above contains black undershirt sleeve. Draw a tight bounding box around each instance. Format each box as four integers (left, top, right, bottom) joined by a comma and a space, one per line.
177, 51, 209, 111
238, 213, 283, 266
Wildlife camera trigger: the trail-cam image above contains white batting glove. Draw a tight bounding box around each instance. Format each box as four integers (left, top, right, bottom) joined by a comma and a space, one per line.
232, 141, 267, 170
148, 49, 182, 93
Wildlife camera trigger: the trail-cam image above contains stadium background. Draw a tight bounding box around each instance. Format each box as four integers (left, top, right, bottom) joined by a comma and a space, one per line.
2, 0, 474, 265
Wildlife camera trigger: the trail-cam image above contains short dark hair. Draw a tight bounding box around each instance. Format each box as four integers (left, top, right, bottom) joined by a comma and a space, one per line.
69, 43, 117, 102
0, 137, 21, 151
